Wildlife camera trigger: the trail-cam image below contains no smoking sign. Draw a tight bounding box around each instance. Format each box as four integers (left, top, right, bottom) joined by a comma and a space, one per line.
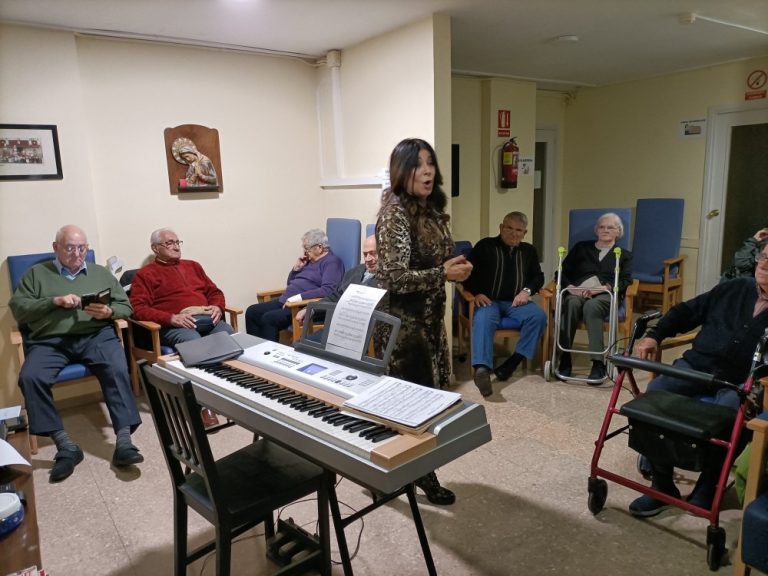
745, 69, 767, 101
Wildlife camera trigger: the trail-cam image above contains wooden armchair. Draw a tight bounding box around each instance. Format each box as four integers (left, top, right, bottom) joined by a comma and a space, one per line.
255, 288, 320, 343
126, 307, 242, 393
734, 391, 768, 576
455, 284, 547, 371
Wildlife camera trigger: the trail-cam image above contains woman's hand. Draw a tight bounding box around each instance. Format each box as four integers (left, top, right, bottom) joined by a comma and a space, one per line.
444, 255, 472, 282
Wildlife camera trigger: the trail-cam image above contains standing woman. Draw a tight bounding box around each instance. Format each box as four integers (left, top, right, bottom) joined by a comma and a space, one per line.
376, 138, 472, 505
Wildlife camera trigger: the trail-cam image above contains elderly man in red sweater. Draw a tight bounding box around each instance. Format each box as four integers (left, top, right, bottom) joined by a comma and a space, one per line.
130, 227, 233, 426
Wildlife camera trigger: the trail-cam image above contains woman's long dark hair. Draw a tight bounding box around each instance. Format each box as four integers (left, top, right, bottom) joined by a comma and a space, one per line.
379, 138, 450, 235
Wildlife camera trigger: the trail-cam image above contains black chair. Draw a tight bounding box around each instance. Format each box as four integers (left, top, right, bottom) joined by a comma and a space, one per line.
139, 361, 331, 576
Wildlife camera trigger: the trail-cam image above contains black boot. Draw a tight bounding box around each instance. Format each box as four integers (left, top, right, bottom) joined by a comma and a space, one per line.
558, 352, 572, 378
415, 472, 456, 505
494, 352, 525, 381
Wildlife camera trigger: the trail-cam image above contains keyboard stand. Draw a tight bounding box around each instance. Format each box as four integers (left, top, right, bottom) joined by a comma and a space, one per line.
326, 470, 437, 576
295, 304, 436, 576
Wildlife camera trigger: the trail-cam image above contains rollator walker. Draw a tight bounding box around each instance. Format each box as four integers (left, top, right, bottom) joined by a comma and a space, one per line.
543, 245, 622, 384
587, 312, 766, 571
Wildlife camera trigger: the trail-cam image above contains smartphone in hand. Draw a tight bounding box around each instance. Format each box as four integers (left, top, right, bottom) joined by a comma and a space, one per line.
81, 287, 112, 309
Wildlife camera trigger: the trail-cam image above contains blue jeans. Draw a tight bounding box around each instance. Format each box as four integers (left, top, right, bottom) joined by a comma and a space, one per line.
471, 300, 547, 370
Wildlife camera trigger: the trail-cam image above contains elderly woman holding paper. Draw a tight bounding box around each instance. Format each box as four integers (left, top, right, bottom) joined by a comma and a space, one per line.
557, 212, 633, 381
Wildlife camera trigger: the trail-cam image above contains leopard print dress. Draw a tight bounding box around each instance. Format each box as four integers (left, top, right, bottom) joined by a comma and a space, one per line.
376, 201, 455, 389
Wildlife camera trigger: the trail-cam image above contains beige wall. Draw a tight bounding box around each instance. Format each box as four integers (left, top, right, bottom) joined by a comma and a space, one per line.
451, 77, 538, 244
0, 19, 443, 406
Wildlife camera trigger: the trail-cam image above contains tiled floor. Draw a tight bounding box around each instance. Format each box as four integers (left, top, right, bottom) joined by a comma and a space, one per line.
27, 351, 744, 575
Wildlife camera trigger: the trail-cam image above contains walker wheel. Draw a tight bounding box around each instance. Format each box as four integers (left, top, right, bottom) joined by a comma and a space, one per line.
544, 360, 552, 382
706, 525, 726, 571
587, 477, 608, 515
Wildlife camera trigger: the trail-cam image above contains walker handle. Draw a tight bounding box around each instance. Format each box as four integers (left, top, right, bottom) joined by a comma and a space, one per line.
607, 354, 735, 391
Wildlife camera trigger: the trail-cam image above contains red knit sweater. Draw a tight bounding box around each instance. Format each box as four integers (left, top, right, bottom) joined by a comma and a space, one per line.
129, 259, 226, 326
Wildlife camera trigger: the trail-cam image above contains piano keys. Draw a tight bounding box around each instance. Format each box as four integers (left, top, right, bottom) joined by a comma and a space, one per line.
159, 353, 491, 494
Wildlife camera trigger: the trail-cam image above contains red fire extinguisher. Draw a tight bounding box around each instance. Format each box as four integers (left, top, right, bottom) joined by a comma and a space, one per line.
500, 137, 519, 189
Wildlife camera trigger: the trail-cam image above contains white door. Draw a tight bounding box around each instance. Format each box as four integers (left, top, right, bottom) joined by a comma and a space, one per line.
698, 102, 768, 290
535, 128, 557, 277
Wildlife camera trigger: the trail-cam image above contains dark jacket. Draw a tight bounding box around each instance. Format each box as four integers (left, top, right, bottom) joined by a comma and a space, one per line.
561, 240, 633, 297
463, 236, 544, 299
646, 277, 768, 384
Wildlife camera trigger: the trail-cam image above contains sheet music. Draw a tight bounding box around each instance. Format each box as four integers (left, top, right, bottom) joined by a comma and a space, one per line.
344, 377, 461, 428
324, 284, 386, 360
0, 438, 30, 467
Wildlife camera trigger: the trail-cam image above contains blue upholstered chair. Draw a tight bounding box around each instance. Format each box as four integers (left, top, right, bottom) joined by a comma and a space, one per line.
735, 411, 768, 576
631, 198, 686, 313
326, 218, 361, 272
541, 207, 638, 365
366, 223, 376, 238
7, 250, 130, 453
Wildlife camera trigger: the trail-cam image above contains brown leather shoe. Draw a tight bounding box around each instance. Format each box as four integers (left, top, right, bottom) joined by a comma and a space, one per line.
200, 407, 220, 428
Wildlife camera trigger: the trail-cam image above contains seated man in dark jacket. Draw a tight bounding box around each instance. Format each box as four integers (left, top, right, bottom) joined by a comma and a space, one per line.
462, 212, 546, 397
629, 240, 768, 516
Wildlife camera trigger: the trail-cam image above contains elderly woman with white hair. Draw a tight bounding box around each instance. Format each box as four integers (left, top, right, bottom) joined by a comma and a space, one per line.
245, 228, 344, 341
557, 212, 633, 382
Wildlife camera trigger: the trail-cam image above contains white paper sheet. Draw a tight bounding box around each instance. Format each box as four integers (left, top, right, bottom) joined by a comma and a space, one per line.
0, 438, 31, 467
344, 377, 461, 428
325, 284, 386, 360
0, 405, 21, 420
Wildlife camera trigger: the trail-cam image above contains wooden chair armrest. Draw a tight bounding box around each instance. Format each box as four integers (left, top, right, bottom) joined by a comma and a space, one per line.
658, 330, 697, 350
126, 317, 162, 331
257, 288, 285, 302
747, 417, 768, 434
224, 306, 242, 332
114, 318, 128, 330
662, 254, 687, 267
284, 298, 321, 309
626, 279, 639, 297
455, 284, 475, 303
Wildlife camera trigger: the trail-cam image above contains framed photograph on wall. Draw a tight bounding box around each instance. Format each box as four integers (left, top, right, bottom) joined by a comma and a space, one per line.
0, 124, 63, 180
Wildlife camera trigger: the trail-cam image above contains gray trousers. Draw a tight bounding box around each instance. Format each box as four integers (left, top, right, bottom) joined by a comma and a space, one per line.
558, 292, 611, 362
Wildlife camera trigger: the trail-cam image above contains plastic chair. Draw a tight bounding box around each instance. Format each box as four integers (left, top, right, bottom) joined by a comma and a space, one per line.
632, 198, 686, 313
7, 250, 130, 453
540, 208, 637, 369
140, 361, 331, 576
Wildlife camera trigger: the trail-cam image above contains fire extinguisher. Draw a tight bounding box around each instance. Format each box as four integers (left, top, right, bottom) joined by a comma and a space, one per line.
500, 137, 519, 189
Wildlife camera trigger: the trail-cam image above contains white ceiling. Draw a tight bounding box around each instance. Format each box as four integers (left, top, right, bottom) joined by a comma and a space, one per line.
2, 0, 768, 90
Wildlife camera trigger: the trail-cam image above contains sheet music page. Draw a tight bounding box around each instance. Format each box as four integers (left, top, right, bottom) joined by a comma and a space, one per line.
325, 284, 386, 360
343, 376, 461, 428
0, 438, 30, 467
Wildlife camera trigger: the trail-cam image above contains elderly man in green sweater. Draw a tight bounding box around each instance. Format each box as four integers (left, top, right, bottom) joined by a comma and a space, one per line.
9, 225, 143, 482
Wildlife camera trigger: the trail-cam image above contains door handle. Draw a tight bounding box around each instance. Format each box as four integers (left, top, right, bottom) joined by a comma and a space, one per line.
706, 209, 720, 219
